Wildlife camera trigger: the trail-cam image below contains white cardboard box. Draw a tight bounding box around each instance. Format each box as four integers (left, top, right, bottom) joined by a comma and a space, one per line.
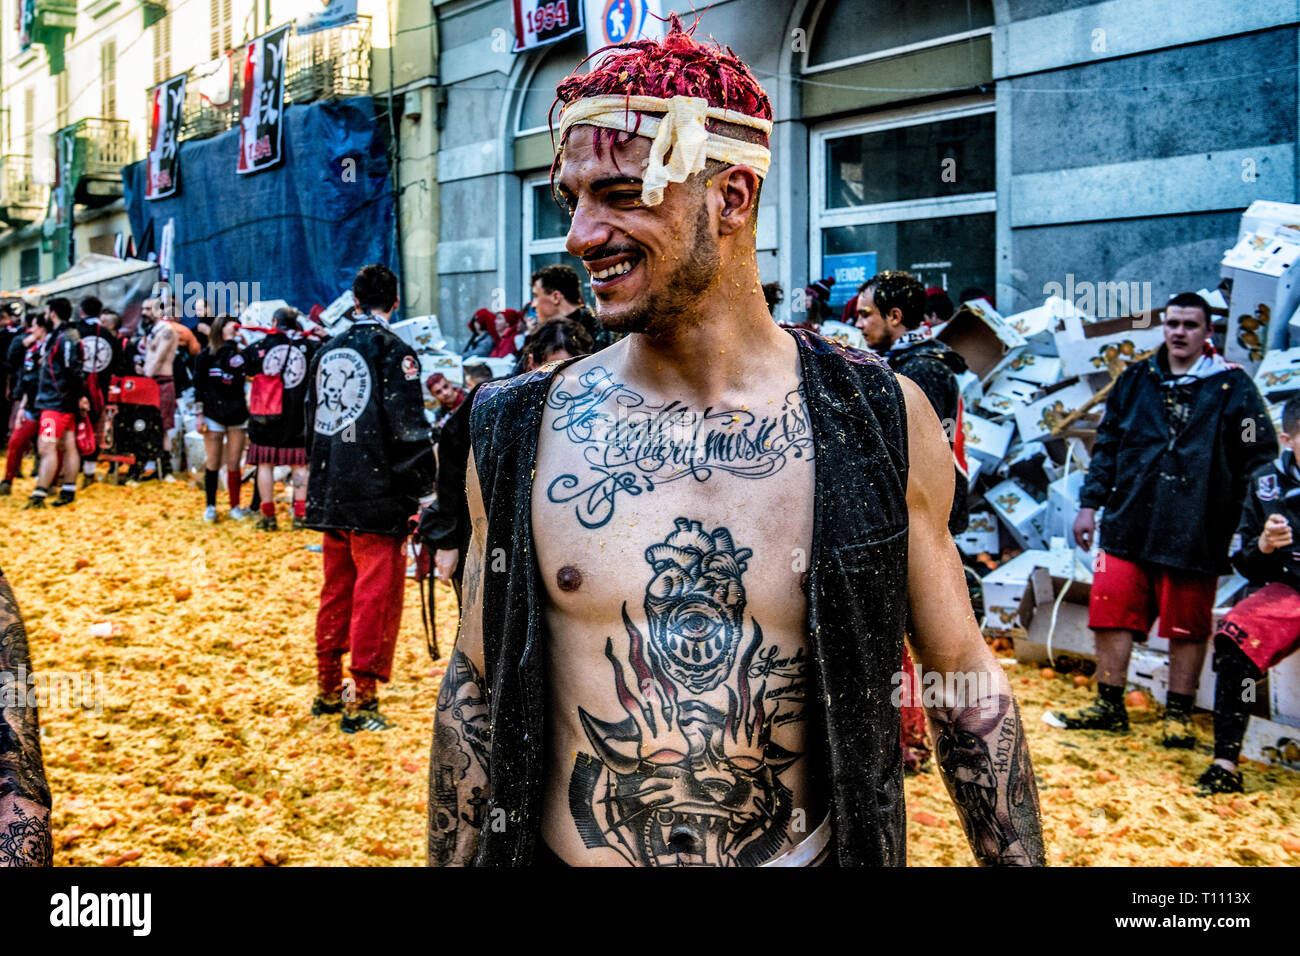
956, 369, 982, 406
1271, 653, 1300, 727
1222, 230, 1300, 363
819, 319, 868, 351
985, 479, 1049, 550
976, 373, 1040, 417
1254, 346, 1300, 399
1013, 379, 1097, 444
1238, 200, 1300, 242
937, 299, 1028, 381
390, 315, 447, 354
1241, 716, 1300, 769
981, 549, 1051, 633
956, 510, 999, 556
1046, 470, 1085, 545
962, 413, 1015, 466
1054, 313, 1167, 379
417, 351, 463, 388
997, 352, 1063, 387
1003, 297, 1081, 354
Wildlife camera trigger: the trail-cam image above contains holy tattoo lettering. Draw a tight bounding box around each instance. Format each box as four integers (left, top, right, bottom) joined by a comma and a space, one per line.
545, 367, 814, 529
569, 518, 807, 867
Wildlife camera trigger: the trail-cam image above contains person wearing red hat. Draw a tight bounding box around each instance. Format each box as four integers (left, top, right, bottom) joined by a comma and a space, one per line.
463, 309, 496, 358
487, 309, 523, 358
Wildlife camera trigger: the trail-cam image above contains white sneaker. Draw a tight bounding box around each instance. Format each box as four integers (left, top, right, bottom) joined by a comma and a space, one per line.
203, 506, 218, 523
228, 507, 252, 520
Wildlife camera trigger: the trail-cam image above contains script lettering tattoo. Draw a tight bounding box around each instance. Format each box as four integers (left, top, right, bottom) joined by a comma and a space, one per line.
930, 695, 1044, 866
0, 573, 53, 867
546, 367, 813, 529
427, 649, 490, 866
569, 518, 805, 866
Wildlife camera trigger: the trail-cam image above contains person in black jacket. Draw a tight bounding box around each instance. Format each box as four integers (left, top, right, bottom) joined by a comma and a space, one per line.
1196, 395, 1300, 794
0, 317, 49, 496
242, 307, 318, 532
194, 315, 250, 522
0, 304, 22, 450
72, 295, 123, 489
304, 264, 435, 733
27, 297, 84, 509
856, 270, 969, 534
1047, 293, 1278, 748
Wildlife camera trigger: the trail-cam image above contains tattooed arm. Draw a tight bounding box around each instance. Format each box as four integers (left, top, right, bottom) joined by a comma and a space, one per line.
898, 378, 1045, 866
426, 449, 491, 866
0, 571, 53, 867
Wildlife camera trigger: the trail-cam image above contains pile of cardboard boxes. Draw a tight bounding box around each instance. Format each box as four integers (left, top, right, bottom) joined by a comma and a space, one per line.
942, 200, 1300, 767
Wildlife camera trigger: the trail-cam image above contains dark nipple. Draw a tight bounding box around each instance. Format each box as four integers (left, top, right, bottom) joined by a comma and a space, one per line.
556, 565, 583, 592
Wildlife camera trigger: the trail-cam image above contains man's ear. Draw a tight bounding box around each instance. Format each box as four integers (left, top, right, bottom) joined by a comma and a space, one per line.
715, 165, 760, 236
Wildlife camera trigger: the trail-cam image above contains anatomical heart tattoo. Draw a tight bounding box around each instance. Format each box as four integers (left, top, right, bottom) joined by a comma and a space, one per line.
569, 518, 806, 866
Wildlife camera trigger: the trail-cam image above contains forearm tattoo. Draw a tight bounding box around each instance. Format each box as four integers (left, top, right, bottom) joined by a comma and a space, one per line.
427, 649, 490, 866
0, 573, 53, 867
545, 367, 813, 529
569, 518, 806, 867
929, 695, 1045, 866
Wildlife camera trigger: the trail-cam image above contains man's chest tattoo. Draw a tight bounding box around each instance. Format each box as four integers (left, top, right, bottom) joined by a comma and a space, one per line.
545, 367, 814, 529
569, 517, 807, 867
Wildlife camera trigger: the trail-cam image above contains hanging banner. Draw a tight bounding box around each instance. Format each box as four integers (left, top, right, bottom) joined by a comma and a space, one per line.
53, 126, 76, 225
18, 0, 33, 52
511, 0, 583, 53
146, 73, 186, 200
584, 0, 662, 55
237, 24, 291, 175
296, 0, 358, 36
193, 54, 233, 109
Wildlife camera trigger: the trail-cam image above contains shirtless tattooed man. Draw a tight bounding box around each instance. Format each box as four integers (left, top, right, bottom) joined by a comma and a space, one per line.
427, 20, 1044, 867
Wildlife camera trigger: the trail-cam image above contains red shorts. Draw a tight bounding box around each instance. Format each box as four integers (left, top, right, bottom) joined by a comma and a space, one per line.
1088, 551, 1217, 641
156, 378, 177, 430
1218, 582, 1300, 672
38, 410, 76, 441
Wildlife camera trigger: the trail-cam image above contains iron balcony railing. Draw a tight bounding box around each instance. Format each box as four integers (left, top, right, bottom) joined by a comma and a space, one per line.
0, 155, 47, 215
179, 18, 372, 141
71, 117, 134, 176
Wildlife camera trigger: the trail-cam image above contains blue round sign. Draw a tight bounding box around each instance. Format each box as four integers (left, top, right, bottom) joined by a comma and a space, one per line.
602, 0, 644, 45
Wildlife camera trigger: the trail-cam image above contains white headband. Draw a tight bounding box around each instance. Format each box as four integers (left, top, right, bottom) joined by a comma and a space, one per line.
557, 94, 773, 206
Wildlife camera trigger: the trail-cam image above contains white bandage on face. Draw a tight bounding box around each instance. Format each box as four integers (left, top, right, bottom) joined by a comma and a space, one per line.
556, 94, 773, 206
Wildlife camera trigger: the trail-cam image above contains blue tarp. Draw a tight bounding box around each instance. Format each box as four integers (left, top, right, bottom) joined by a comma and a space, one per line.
123, 96, 395, 312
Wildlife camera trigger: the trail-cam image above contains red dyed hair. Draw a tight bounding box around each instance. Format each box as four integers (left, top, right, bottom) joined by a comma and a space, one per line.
550, 13, 772, 158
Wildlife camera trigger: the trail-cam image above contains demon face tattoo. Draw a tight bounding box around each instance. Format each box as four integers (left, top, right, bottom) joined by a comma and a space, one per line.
570, 518, 805, 867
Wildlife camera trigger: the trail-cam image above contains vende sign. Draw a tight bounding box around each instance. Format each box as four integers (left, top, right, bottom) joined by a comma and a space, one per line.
512, 0, 583, 52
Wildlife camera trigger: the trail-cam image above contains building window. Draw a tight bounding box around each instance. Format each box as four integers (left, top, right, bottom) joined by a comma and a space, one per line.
810, 100, 996, 304
803, 0, 993, 73
516, 34, 587, 135
209, 0, 232, 60
153, 13, 172, 86
101, 40, 117, 118
23, 86, 34, 155
20, 247, 41, 286
56, 71, 69, 129
522, 174, 592, 307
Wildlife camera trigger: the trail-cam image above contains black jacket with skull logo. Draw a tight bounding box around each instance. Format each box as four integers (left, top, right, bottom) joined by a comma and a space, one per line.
304, 315, 436, 536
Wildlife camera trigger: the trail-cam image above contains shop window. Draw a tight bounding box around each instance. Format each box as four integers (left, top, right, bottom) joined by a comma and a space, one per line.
805, 0, 993, 71
522, 175, 592, 307
516, 34, 588, 135
811, 101, 995, 307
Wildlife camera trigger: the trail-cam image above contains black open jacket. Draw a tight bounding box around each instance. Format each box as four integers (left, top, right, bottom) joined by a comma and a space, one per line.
1079, 347, 1277, 575
33, 324, 83, 414
304, 315, 436, 536
1232, 451, 1300, 589
466, 329, 911, 866
194, 342, 250, 427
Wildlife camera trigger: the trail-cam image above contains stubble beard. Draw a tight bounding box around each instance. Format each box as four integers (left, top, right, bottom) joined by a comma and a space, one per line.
596, 202, 721, 339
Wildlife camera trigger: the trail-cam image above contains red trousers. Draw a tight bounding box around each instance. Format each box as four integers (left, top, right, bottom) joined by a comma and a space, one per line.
315, 530, 407, 683
4, 414, 38, 481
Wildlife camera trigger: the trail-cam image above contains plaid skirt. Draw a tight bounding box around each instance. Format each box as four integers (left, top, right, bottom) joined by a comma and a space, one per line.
246, 442, 308, 466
